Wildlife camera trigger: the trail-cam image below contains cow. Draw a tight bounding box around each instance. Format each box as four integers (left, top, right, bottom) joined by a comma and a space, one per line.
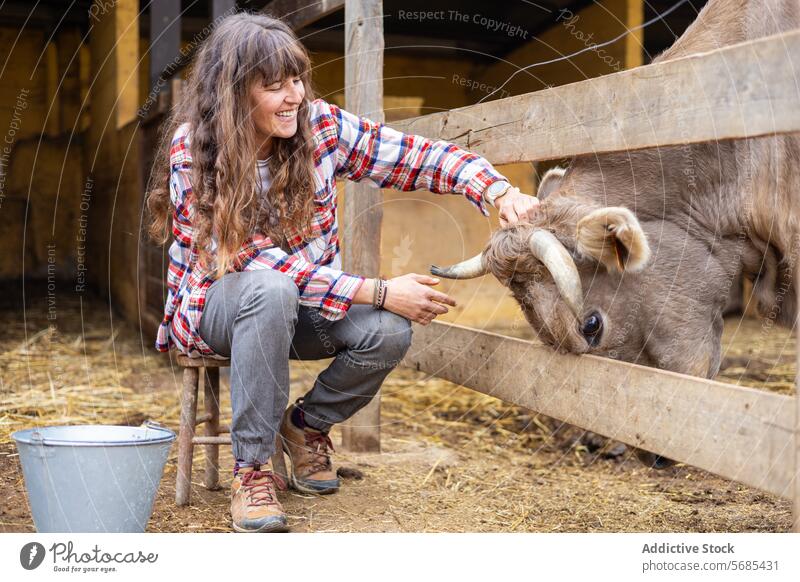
431, 0, 800, 466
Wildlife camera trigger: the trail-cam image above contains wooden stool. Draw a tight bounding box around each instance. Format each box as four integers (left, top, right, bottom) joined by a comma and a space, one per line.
175, 354, 288, 506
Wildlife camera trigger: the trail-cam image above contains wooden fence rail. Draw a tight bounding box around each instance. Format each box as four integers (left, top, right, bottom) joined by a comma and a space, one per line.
394, 29, 800, 162
401, 321, 795, 500
389, 28, 800, 527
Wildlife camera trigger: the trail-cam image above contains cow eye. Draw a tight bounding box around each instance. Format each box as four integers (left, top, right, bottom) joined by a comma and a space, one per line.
581, 312, 603, 346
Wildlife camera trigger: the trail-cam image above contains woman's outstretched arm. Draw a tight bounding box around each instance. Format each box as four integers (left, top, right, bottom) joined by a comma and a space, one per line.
323, 99, 508, 217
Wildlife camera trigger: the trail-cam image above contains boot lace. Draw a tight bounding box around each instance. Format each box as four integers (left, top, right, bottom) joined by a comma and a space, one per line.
304, 430, 335, 473
293, 399, 335, 474
240, 469, 286, 507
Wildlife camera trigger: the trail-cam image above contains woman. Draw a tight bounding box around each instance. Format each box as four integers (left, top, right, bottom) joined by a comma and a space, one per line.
146, 12, 539, 533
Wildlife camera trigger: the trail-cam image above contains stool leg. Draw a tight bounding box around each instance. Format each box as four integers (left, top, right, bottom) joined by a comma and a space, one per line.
204, 367, 221, 490
176, 367, 199, 506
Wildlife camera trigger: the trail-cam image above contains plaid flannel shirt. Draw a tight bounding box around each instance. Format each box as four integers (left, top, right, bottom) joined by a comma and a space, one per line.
156, 98, 508, 357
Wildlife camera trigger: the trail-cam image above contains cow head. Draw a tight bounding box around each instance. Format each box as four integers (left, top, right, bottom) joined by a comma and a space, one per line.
433, 164, 740, 378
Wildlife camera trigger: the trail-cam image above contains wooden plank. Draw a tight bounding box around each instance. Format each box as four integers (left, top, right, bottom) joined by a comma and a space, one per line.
149, 0, 181, 92
139, 309, 163, 343
211, 0, 237, 20
116, 0, 139, 128
795, 268, 800, 531
45, 42, 59, 136
339, 0, 384, 453
176, 354, 231, 368
203, 368, 221, 490
145, 274, 166, 311
176, 366, 198, 506
138, 110, 168, 335
262, 0, 344, 30
194, 413, 212, 425
625, 0, 643, 69
393, 30, 800, 164
401, 321, 796, 500
161, 1, 344, 89
192, 435, 230, 445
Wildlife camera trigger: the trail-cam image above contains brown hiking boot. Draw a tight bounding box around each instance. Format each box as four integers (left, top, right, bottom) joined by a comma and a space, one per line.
230, 462, 288, 533
279, 403, 340, 494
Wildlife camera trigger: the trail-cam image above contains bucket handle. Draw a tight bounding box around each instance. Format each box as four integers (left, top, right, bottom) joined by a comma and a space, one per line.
141, 419, 167, 430
141, 419, 173, 441
29, 429, 54, 458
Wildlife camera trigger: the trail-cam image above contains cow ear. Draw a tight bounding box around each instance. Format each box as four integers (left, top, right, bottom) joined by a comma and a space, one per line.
537, 167, 566, 200
576, 207, 650, 273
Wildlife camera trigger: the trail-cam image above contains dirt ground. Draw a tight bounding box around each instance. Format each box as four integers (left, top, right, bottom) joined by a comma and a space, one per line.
0, 283, 793, 532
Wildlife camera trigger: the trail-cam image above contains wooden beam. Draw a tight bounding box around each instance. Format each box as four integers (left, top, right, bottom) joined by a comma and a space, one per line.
79, 43, 90, 132
625, 0, 644, 69
176, 354, 231, 368
149, 0, 181, 92
161, 0, 344, 81
393, 29, 800, 164
401, 321, 796, 501
339, 0, 383, 453
795, 265, 800, 530
116, 0, 139, 128
44, 42, 59, 136
262, 0, 344, 30
138, 106, 171, 336
56, 28, 83, 133
211, 0, 237, 20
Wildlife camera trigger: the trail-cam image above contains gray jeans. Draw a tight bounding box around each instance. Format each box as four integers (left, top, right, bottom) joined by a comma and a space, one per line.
198, 269, 413, 464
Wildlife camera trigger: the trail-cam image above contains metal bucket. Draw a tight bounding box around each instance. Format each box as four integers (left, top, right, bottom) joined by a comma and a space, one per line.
12, 424, 176, 532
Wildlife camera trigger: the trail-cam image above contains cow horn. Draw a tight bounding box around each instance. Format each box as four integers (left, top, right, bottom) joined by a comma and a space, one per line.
429, 229, 583, 318
430, 252, 487, 279
528, 229, 583, 317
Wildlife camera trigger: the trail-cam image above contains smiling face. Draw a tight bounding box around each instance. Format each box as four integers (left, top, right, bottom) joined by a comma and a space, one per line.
248, 75, 305, 157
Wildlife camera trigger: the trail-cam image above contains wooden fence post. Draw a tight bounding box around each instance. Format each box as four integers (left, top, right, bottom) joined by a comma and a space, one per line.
340, 0, 384, 452
794, 257, 800, 532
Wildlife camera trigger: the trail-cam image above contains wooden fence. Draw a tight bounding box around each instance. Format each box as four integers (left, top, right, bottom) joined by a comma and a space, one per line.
383, 20, 799, 528
393, 29, 800, 531
142, 0, 800, 530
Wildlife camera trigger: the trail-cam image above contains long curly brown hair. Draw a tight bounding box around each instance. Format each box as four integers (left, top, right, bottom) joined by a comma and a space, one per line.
146, 12, 318, 279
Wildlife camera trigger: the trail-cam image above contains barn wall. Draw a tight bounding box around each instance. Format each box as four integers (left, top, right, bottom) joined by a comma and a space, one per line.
0, 25, 89, 282
86, 0, 141, 321
479, 0, 644, 94
0, 27, 45, 279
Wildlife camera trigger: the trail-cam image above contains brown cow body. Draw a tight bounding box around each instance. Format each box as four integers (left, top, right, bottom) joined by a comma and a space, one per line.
472, 0, 800, 378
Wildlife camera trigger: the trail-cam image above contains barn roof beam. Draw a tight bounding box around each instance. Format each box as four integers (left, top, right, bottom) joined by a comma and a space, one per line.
262, 0, 345, 30
149, 0, 181, 94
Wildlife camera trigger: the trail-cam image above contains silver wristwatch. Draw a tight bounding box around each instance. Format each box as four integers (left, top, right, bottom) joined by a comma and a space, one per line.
483, 181, 512, 207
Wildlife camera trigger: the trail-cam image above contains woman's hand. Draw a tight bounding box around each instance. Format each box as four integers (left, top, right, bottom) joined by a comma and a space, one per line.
383, 273, 456, 325
495, 186, 541, 227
